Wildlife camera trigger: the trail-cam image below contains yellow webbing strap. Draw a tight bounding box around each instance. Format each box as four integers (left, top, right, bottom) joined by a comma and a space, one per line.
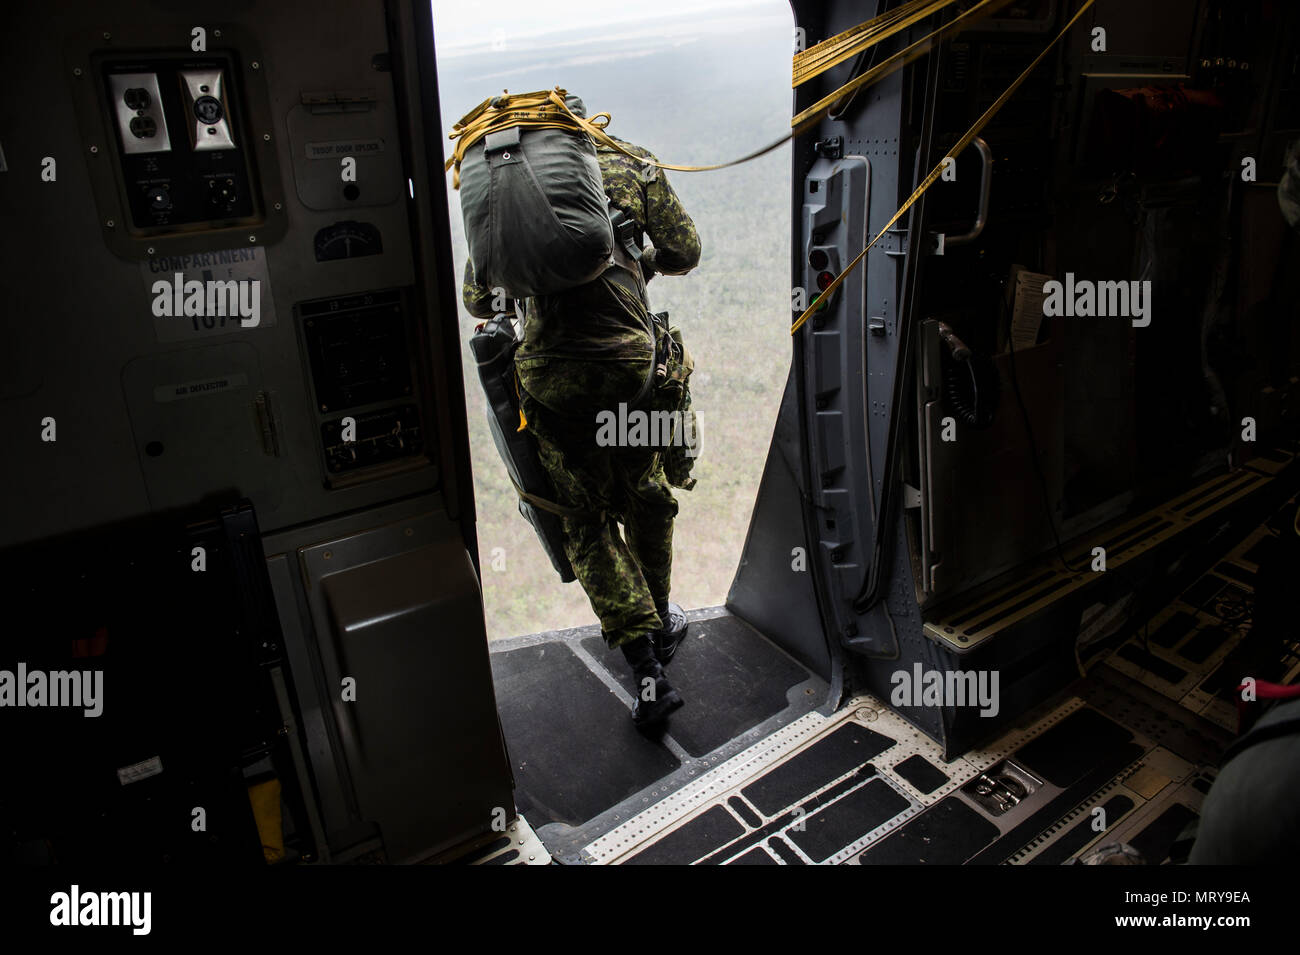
446, 87, 792, 186
506, 368, 607, 522
792, 0, 960, 87
445, 3, 1011, 188
514, 366, 527, 431
791, 0, 1096, 335
446, 89, 610, 187
790, 0, 1015, 130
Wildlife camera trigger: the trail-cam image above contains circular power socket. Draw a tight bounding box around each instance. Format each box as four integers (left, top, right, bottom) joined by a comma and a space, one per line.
193, 95, 224, 125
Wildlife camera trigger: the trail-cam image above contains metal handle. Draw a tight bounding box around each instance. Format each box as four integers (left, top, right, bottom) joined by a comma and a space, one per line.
944, 136, 993, 247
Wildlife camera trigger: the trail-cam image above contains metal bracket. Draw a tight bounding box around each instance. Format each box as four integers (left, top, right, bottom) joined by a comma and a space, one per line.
814, 136, 843, 160
878, 229, 909, 256
902, 483, 921, 509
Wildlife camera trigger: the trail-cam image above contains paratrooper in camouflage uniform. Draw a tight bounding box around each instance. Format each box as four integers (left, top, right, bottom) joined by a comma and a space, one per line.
463, 111, 702, 726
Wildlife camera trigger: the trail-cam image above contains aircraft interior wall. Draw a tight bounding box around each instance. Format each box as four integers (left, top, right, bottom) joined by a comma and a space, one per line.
912, 0, 1300, 604
0, 0, 513, 865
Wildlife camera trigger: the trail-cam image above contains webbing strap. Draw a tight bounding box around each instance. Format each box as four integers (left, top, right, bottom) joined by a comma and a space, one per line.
605, 222, 660, 411
514, 368, 527, 432
446, 88, 791, 186
445, 2, 1012, 188
446, 89, 611, 187
790, 0, 1016, 131
792, 0, 960, 87
791, 0, 1096, 335
507, 472, 607, 524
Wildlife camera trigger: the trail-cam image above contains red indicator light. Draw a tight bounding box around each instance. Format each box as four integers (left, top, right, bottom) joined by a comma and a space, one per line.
816, 270, 835, 292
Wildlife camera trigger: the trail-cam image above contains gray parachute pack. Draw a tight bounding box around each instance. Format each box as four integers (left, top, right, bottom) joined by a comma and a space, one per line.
457, 95, 615, 298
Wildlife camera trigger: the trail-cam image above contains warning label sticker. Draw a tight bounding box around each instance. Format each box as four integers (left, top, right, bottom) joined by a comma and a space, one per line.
153, 373, 249, 403
141, 246, 277, 343
305, 138, 385, 160
117, 756, 163, 786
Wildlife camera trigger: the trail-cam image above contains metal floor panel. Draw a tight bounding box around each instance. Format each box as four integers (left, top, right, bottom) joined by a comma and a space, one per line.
1103, 493, 1300, 731
489, 492, 1294, 865
488, 607, 828, 864
433, 813, 551, 866
590, 685, 1220, 865
587, 691, 1092, 864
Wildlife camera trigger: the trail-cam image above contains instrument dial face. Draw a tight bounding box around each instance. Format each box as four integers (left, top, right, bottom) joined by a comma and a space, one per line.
314, 221, 383, 261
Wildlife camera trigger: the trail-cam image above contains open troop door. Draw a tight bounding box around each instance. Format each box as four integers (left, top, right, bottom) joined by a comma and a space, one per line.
731, 0, 1300, 757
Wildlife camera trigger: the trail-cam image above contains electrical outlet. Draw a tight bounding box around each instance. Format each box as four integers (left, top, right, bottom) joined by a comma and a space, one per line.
108, 72, 172, 155
180, 68, 235, 151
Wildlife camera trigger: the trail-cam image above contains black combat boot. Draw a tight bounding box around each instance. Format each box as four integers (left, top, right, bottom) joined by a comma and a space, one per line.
621, 635, 683, 726
651, 601, 690, 666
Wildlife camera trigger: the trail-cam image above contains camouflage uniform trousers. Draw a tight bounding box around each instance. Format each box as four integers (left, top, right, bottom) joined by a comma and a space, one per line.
518, 356, 677, 649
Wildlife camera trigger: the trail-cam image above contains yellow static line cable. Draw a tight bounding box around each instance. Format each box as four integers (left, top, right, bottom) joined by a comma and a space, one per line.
791, 0, 1016, 130
793, 0, 960, 87
793, 0, 944, 85
445, 1, 1011, 186
446, 88, 791, 185
791, 0, 1096, 335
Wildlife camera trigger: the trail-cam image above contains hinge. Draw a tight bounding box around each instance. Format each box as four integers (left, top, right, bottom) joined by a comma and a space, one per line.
255, 391, 280, 457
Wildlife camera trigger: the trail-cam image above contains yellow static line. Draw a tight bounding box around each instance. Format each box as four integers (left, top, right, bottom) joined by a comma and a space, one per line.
791, 0, 1096, 336
792, 0, 961, 87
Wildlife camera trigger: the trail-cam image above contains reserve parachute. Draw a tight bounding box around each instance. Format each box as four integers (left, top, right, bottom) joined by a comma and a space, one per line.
469, 314, 577, 582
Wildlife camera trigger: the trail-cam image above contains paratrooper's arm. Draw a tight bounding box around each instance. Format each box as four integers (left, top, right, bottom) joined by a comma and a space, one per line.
643, 167, 701, 277
462, 259, 499, 319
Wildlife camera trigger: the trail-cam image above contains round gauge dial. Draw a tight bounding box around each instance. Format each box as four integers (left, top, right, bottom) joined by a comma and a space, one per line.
314, 221, 383, 261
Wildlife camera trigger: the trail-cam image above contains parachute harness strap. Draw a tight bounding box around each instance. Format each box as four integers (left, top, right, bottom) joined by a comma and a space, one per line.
446, 89, 612, 187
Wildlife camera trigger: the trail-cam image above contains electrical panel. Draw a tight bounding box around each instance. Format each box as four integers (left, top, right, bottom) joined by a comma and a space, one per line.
66, 26, 288, 259
17, 16, 436, 548
102, 56, 256, 231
